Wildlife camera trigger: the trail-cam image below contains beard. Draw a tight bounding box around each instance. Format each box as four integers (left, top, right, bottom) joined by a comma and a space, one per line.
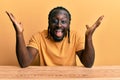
50, 27, 68, 42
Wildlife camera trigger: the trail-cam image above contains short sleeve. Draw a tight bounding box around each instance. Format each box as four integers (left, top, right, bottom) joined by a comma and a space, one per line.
27, 34, 40, 50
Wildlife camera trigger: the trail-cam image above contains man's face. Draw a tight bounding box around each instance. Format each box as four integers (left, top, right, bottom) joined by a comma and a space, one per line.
49, 10, 70, 42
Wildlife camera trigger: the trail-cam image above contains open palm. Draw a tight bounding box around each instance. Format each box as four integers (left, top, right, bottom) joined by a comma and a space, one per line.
85, 15, 104, 36
6, 11, 24, 33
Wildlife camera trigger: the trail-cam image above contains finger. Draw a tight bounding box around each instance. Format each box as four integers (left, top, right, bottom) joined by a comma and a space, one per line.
92, 15, 104, 28
95, 22, 101, 27
10, 13, 15, 19
6, 11, 15, 19
97, 15, 104, 23
86, 25, 89, 29
6, 11, 16, 23
6, 11, 11, 18
6, 13, 13, 22
6, 11, 13, 20
5, 11, 9, 15
5, 11, 8, 15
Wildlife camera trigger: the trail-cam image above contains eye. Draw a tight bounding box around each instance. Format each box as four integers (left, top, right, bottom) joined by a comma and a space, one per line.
51, 19, 58, 24
61, 20, 67, 24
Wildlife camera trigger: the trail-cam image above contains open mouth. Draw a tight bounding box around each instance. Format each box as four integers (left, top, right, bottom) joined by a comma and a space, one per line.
54, 29, 63, 38
50, 28, 67, 42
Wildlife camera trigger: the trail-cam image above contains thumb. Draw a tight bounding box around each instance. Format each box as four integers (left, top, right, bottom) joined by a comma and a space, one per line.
86, 25, 89, 29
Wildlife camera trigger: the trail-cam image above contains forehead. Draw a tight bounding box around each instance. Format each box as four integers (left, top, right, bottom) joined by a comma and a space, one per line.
51, 10, 69, 18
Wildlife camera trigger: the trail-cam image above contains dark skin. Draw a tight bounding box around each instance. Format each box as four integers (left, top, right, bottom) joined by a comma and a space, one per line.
49, 10, 70, 42
76, 16, 104, 67
6, 10, 104, 68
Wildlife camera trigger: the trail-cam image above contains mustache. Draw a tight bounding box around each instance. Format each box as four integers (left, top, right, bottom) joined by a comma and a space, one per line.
50, 28, 68, 36
51, 27, 68, 32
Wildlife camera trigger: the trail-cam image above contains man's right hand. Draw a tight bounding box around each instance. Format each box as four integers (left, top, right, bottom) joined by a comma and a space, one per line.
6, 11, 24, 34
6, 11, 38, 68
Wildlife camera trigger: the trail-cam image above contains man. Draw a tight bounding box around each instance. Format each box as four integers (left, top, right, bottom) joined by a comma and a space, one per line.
6, 6, 104, 68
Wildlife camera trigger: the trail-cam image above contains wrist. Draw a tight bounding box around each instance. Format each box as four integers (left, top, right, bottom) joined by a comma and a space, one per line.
16, 32, 23, 37
85, 34, 92, 41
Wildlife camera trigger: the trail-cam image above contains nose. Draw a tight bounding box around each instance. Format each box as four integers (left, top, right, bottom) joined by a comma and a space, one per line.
57, 21, 62, 28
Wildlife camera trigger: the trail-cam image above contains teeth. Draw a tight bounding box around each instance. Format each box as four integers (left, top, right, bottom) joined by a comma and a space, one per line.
55, 29, 63, 37
56, 29, 62, 32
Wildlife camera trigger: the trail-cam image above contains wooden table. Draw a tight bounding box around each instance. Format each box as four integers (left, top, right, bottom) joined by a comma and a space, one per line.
0, 66, 120, 80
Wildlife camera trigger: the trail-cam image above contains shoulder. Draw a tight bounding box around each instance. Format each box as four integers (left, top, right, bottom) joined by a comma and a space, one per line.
32, 30, 48, 37
70, 30, 82, 37
70, 30, 84, 41
30, 30, 48, 40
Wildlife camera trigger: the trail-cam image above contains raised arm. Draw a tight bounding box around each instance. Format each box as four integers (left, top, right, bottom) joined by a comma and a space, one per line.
77, 15, 104, 68
6, 11, 38, 68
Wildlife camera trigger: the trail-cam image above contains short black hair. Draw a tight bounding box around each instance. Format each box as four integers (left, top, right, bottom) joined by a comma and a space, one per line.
47, 6, 71, 43
48, 6, 71, 22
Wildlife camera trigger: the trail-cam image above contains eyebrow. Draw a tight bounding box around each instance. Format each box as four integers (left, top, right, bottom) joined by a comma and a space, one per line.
54, 10, 69, 16
51, 17, 68, 21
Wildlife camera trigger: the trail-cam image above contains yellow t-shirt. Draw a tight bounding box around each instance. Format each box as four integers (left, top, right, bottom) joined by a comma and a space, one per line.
27, 30, 84, 66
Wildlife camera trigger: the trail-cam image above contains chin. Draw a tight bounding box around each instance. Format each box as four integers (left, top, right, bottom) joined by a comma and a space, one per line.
50, 30, 67, 42
53, 36, 64, 42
